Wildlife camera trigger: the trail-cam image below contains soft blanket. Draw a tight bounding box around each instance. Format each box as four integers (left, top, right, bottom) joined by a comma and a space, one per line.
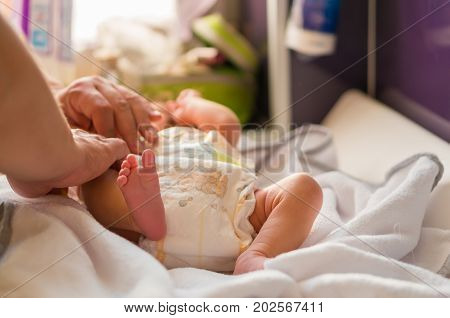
0, 126, 449, 297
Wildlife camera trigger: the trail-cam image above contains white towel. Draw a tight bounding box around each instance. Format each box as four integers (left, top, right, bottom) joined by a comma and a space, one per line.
0, 137, 449, 297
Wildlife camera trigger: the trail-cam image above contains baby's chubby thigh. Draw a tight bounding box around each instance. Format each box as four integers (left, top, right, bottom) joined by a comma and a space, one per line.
235, 173, 323, 274
80, 169, 140, 237
250, 173, 322, 233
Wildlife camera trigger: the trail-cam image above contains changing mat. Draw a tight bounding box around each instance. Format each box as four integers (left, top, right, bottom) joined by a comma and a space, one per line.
0, 126, 449, 297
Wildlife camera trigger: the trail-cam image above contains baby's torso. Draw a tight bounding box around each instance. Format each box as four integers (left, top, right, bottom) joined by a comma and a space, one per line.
139, 127, 257, 272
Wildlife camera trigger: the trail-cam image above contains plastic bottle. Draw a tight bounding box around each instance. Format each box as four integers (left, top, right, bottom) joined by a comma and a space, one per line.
286, 0, 341, 58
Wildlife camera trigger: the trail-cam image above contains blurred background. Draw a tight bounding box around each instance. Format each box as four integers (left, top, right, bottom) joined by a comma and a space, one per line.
1, 0, 449, 140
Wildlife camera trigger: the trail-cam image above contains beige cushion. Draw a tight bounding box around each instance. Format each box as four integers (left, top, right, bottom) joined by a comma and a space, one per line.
323, 90, 450, 229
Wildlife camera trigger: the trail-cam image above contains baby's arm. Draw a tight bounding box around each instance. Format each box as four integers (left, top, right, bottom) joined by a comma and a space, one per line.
170, 90, 241, 146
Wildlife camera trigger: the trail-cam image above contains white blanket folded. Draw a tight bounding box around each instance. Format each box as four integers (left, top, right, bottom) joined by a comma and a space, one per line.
0, 131, 449, 297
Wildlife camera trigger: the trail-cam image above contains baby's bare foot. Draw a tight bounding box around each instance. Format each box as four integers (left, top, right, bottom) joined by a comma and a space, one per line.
117, 149, 166, 241
233, 250, 267, 275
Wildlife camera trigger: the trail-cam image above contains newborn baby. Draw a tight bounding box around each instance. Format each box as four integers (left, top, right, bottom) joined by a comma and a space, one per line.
82, 90, 322, 274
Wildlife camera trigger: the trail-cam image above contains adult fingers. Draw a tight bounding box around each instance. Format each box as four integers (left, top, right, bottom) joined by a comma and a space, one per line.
138, 123, 159, 151
62, 102, 92, 130
114, 83, 164, 117
66, 83, 116, 137
103, 137, 129, 162
95, 80, 138, 152
114, 84, 163, 122
57, 84, 91, 131
114, 84, 162, 147
85, 91, 116, 138
70, 130, 129, 184
128, 98, 160, 147
101, 137, 130, 173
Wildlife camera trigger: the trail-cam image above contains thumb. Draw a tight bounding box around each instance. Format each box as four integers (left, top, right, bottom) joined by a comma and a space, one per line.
104, 137, 130, 161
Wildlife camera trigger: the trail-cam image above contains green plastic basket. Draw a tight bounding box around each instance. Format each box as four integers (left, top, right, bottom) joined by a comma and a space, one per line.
138, 68, 255, 123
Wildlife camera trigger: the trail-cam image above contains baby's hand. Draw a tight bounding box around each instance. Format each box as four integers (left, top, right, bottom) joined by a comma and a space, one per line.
177, 89, 202, 104
165, 89, 201, 126
170, 89, 241, 145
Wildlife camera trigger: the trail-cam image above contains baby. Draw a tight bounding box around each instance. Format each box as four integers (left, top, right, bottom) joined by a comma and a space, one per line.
81, 90, 323, 274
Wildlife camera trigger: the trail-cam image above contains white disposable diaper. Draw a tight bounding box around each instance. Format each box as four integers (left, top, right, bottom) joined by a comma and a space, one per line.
139, 127, 257, 272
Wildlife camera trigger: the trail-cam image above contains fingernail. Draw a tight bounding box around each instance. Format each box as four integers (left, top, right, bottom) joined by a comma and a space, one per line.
147, 150, 155, 163
129, 140, 138, 154
143, 150, 155, 168
137, 136, 146, 154
144, 126, 158, 140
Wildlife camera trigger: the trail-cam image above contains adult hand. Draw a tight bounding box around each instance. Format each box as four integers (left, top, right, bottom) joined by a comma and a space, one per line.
7, 129, 130, 198
56, 76, 161, 153
67, 129, 130, 185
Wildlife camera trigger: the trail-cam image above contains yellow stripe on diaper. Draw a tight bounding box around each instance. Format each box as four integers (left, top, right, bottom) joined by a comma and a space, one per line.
204, 130, 243, 167
212, 149, 242, 167
239, 242, 249, 255
155, 239, 165, 263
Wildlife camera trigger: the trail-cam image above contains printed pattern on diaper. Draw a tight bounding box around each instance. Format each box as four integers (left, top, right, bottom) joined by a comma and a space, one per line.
139, 127, 257, 272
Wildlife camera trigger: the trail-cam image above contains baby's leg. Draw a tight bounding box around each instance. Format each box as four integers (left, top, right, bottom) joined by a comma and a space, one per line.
117, 150, 166, 241
80, 169, 139, 237
81, 149, 166, 241
234, 173, 322, 274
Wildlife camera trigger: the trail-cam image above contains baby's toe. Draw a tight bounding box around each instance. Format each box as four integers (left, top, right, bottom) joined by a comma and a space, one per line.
119, 167, 130, 177
117, 175, 128, 188
121, 160, 130, 169
126, 154, 139, 169
140, 149, 157, 174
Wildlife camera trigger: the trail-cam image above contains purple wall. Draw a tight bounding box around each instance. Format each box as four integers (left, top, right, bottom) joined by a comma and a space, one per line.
377, 0, 450, 140
240, 0, 267, 49
239, 0, 450, 140
240, 0, 369, 125
290, 0, 368, 125
240, 0, 270, 124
